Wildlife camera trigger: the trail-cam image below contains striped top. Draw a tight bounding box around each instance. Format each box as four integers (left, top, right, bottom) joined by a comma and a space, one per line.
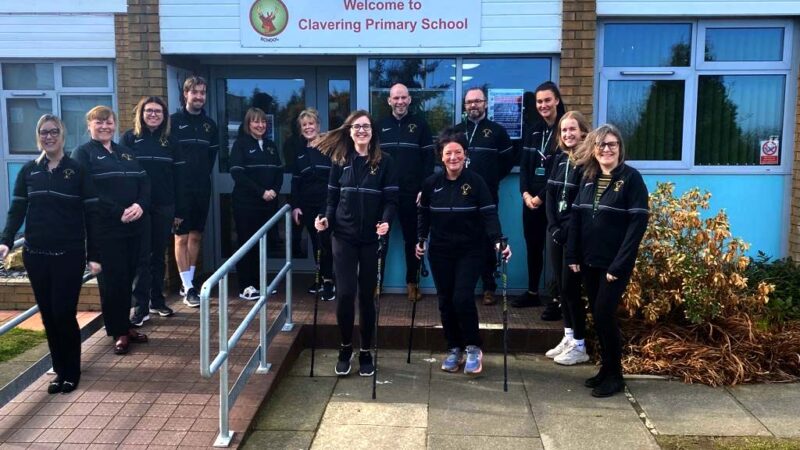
594, 174, 613, 208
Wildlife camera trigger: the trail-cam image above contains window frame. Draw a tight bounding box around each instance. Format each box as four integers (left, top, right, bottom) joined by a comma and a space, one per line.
598, 19, 795, 175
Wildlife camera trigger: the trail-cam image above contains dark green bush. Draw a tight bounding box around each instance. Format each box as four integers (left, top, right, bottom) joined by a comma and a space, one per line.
746, 252, 800, 324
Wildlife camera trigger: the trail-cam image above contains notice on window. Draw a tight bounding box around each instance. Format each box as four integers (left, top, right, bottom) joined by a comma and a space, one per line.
759, 137, 780, 165
266, 114, 275, 142
487, 89, 524, 140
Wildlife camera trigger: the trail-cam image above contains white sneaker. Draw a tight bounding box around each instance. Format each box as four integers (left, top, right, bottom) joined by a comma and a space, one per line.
545, 336, 572, 359
554, 342, 590, 365
239, 286, 259, 301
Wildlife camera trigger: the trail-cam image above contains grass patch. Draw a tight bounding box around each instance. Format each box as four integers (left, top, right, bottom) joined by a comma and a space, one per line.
657, 436, 800, 450
0, 328, 47, 363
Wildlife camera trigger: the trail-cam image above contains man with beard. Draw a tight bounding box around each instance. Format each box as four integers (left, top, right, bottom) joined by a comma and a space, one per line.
454, 88, 514, 305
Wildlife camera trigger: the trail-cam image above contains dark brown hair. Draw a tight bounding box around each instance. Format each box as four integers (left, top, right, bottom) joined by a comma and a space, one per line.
313, 110, 381, 166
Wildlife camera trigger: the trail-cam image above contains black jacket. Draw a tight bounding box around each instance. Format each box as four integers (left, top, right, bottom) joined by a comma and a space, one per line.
1, 156, 99, 260
122, 128, 185, 217
72, 139, 150, 239
377, 114, 434, 197
290, 143, 331, 214
566, 163, 649, 279
326, 153, 398, 245
520, 120, 559, 200
418, 168, 502, 252
545, 150, 582, 246
170, 107, 218, 193
229, 134, 283, 210
454, 117, 514, 199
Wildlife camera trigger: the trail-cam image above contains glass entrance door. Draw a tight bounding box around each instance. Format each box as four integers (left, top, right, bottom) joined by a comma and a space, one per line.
210, 66, 355, 272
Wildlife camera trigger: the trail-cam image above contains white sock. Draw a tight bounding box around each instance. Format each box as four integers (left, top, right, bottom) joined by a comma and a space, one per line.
565, 328, 574, 340
180, 271, 193, 291
189, 266, 196, 282
574, 339, 585, 349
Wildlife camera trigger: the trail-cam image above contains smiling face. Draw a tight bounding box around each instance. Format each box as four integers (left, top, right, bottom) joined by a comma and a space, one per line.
300, 117, 319, 142
143, 102, 164, 131
387, 84, 411, 119
464, 89, 486, 121
349, 115, 372, 153
441, 141, 466, 177
249, 117, 267, 140
594, 133, 621, 173
536, 89, 560, 125
560, 118, 583, 150
185, 84, 207, 113
38, 120, 64, 156
88, 116, 116, 145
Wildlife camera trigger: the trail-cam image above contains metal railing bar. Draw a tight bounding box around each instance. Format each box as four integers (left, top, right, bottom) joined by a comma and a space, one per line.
227, 345, 263, 411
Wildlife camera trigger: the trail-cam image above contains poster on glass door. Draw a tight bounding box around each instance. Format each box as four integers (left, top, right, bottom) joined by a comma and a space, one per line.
488, 89, 524, 140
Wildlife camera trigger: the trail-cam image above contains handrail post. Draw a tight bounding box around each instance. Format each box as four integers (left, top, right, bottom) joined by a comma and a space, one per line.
215, 276, 233, 447
282, 209, 294, 331
257, 235, 269, 373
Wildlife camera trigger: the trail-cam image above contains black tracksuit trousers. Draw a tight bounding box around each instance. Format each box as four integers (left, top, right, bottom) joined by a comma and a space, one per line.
332, 236, 378, 349
23, 249, 85, 382
582, 266, 629, 376
132, 205, 174, 312
233, 204, 276, 292
429, 246, 484, 349
97, 235, 140, 337
547, 237, 586, 339
522, 203, 548, 295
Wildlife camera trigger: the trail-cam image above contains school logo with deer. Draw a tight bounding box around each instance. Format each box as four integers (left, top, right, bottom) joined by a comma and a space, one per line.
249, 0, 289, 37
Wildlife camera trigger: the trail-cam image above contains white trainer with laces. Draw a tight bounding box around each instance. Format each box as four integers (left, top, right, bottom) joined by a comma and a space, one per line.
554, 342, 590, 365
545, 335, 572, 359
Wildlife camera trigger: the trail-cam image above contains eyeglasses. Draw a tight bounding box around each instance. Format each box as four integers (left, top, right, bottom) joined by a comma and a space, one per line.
38, 129, 61, 137
144, 109, 163, 115
465, 99, 485, 105
598, 141, 620, 150
351, 124, 371, 131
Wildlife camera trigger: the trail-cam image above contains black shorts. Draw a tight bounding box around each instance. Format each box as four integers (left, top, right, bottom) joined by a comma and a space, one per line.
175, 191, 211, 235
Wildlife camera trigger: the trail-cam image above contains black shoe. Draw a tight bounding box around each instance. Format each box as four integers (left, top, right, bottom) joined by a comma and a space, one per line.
307, 282, 319, 294
540, 301, 562, 321
584, 367, 608, 388
149, 305, 174, 317
591, 375, 625, 398
320, 281, 336, 302
130, 310, 150, 328
510, 291, 542, 308
47, 379, 63, 394
183, 287, 200, 308
61, 380, 79, 394
335, 345, 353, 376
358, 350, 375, 377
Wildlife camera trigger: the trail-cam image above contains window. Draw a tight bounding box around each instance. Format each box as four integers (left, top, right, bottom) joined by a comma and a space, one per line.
599, 20, 793, 172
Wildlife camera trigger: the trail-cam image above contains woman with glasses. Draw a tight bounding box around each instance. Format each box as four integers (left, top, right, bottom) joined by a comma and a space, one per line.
0, 115, 101, 394
73, 106, 150, 356
122, 96, 184, 325
566, 124, 649, 397
314, 110, 398, 377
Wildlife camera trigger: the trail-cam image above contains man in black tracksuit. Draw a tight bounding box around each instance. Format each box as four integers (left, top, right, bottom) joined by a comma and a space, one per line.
454, 88, 514, 305
170, 76, 219, 307
377, 83, 434, 301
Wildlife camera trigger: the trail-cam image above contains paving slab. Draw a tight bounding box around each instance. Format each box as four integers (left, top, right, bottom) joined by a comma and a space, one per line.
288, 349, 341, 378
626, 380, 772, 436
329, 350, 433, 405
242, 430, 314, 449
427, 434, 544, 449
322, 401, 427, 428
537, 408, 659, 450
311, 422, 426, 449
251, 376, 336, 431
728, 383, 800, 437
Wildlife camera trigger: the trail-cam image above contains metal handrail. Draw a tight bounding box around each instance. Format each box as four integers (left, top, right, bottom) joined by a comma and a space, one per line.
199, 204, 294, 447
0, 238, 95, 337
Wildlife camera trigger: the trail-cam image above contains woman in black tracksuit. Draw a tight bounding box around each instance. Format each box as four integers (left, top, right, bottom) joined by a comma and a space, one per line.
123, 96, 184, 324
73, 106, 150, 356
314, 110, 398, 377
290, 108, 334, 301
416, 128, 511, 376
516, 81, 566, 317
0, 115, 100, 394
544, 111, 592, 366
229, 107, 283, 300
566, 124, 649, 398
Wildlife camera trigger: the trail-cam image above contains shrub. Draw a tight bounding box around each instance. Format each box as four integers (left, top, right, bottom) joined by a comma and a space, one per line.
746, 253, 800, 324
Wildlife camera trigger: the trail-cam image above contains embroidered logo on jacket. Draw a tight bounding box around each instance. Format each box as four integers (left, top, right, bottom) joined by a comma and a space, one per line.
408, 123, 417, 134
613, 180, 624, 192
461, 183, 472, 196
482, 129, 492, 138
121, 153, 134, 161
369, 165, 378, 176
63, 169, 75, 180
203, 123, 212, 133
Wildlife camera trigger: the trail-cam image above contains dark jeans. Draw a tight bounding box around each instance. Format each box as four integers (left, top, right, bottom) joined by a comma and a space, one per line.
582, 266, 630, 376
97, 235, 140, 337
23, 249, 85, 382
383, 194, 421, 284
298, 203, 333, 280
133, 204, 174, 312
429, 246, 484, 349
332, 236, 378, 349
523, 203, 548, 294
547, 237, 586, 339
233, 203, 276, 292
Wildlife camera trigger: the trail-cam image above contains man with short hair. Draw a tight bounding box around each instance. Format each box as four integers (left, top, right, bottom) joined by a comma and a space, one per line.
377, 83, 434, 302
454, 88, 514, 305
170, 76, 219, 307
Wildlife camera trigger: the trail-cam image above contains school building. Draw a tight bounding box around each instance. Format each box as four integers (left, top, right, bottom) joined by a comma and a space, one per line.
1, 0, 799, 290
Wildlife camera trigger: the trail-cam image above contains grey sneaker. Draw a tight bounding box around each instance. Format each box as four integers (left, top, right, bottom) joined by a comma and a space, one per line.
441, 347, 464, 372
183, 287, 200, 308
464, 345, 483, 375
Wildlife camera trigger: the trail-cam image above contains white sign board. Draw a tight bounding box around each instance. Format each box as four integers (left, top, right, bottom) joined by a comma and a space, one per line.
240, 0, 481, 48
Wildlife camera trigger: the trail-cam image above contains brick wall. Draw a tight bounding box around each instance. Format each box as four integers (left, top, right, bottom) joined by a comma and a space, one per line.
559, 0, 596, 125
790, 68, 800, 260
0, 279, 101, 311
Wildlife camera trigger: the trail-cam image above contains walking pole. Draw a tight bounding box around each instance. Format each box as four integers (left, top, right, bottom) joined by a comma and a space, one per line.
497, 236, 510, 392
309, 216, 323, 378
407, 239, 425, 364
373, 234, 387, 400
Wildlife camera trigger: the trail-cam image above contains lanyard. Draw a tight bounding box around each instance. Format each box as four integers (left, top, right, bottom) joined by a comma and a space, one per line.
466, 119, 482, 148
560, 153, 571, 203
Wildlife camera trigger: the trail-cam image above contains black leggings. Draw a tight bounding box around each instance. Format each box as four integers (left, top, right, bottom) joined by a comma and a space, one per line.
133, 205, 174, 311
23, 249, 85, 382
582, 267, 629, 376
97, 235, 140, 338
332, 236, 378, 349
233, 203, 276, 291
547, 237, 586, 339
429, 246, 483, 349
522, 203, 548, 294
298, 204, 333, 280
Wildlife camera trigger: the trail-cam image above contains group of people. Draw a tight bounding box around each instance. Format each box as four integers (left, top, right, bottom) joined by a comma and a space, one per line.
0, 75, 648, 399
